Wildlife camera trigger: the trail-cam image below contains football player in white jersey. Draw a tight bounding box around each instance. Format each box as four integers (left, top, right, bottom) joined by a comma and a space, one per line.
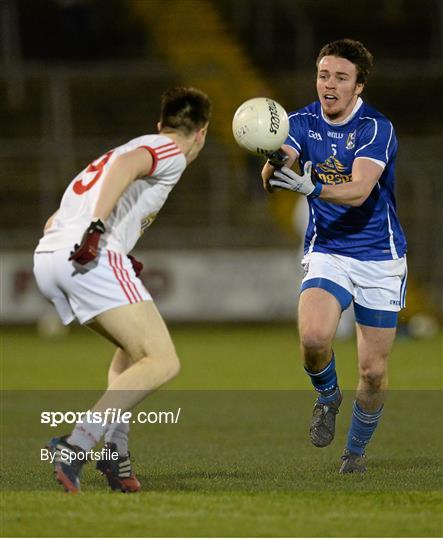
34, 87, 212, 492
262, 40, 407, 473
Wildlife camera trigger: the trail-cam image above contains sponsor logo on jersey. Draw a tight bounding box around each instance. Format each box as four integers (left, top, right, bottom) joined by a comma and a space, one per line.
315, 156, 352, 184
327, 131, 343, 139
346, 130, 356, 150
390, 299, 400, 306
308, 130, 323, 141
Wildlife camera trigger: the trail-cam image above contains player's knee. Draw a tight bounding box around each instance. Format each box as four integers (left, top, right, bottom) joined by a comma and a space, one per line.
359, 363, 386, 389
164, 351, 181, 380
135, 349, 180, 386
153, 342, 181, 382
300, 329, 331, 358
128, 340, 180, 379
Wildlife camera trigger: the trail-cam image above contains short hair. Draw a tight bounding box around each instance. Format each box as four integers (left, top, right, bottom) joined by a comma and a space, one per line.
316, 39, 374, 85
160, 87, 212, 135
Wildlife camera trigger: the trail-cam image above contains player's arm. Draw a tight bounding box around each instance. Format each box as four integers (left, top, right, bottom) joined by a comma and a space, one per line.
261, 144, 298, 192
270, 157, 383, 207
91, 148, 153, 222
319, 158, 383, 207
69, 148, 153, 264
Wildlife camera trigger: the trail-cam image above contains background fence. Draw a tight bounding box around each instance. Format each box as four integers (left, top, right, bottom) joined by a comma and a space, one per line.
1, 0, 442, 320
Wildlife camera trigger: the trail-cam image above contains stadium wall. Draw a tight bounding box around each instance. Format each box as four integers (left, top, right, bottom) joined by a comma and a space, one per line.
0, 250, 302, 323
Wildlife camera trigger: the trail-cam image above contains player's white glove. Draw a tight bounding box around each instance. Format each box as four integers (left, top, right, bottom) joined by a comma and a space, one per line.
269, 161, 323, 199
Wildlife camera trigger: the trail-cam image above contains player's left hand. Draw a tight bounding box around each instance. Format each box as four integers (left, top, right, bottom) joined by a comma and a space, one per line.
128, 254, 143, 277
269, 161, 323, 198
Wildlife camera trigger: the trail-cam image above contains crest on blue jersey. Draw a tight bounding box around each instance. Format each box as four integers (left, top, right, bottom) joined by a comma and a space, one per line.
346, 130, 356, 150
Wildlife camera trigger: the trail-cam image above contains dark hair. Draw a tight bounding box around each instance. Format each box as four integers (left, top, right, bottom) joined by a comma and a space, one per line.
160, 87, 212, 135
316, 39, 374, 84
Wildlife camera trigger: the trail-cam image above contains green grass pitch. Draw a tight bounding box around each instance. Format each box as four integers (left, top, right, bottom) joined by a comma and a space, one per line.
1, 324, 442, 537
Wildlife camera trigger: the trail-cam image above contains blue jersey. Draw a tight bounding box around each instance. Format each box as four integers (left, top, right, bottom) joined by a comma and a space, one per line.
285, 99, 407, 261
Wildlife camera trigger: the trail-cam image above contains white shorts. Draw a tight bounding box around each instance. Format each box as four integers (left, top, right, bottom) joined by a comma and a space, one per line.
33, 248, 151, 325
301, 252, 407, 328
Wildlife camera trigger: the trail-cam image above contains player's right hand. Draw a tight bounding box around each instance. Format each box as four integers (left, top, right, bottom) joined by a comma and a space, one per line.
262, 149, 289, 192
266, 149, 289, 169
69, 219, 106, 265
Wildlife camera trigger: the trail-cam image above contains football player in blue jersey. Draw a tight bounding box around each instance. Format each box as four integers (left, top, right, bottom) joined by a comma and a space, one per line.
262, 39, 407, 473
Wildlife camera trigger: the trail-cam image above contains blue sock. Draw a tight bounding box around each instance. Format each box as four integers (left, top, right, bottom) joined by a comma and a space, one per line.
305, 353, 340, 404
346, 400, 383, 455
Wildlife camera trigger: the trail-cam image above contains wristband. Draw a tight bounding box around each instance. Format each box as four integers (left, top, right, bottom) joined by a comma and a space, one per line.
308, 182, 323, 200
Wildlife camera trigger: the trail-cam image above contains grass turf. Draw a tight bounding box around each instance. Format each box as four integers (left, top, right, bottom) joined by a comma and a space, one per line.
2, 491, 441, 537
1, 325, 442, 537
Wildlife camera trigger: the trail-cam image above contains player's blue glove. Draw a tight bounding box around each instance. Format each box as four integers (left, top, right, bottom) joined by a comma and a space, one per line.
269, 161, 323, 199
69, 218, 105, 265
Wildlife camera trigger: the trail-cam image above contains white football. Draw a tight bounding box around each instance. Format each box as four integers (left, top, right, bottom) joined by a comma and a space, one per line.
232, 97, 289, 156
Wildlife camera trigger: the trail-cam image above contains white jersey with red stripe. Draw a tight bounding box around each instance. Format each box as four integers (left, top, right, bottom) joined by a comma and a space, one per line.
35, 134, 186, 255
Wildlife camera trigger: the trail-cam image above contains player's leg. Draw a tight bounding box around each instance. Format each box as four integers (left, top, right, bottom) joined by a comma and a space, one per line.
107, 347, 132, 385
356, 324, 395, 411
298, 287, 344, 447
67, 300, 179, 452
299, 252, 353, 380
80, 328, 133, 456
298, 287, 341, 371
58, 300, 179, 493
340, 322, 396, 473
82, 328, 142, 462
93, 347, 141, 491
42, 250, 178, 492
75, 342, 142, 492
92, 299, 179, 398
102, 348, 132, 459
34, 252, 85, 492
340, 256, 406, 473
